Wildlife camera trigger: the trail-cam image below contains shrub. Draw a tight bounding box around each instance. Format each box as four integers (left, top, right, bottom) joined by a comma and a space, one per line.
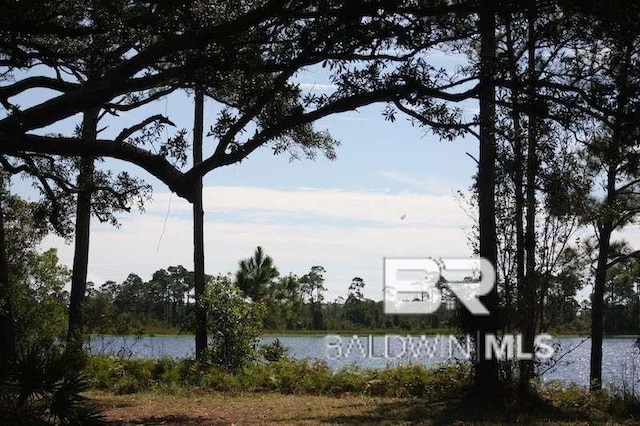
0, 344, 105, 424
329, 365, 373, 394
205, 275, 265, 370
259, 339, 289, 362
83, 354, 473, 400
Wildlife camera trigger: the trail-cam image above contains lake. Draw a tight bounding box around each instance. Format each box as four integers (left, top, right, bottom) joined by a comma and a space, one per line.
89, 334, 640, 389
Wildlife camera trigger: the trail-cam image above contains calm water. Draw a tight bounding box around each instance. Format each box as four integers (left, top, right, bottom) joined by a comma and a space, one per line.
89, 334, 640, 388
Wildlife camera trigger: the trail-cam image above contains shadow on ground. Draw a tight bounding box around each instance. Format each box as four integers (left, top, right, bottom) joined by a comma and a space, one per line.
314, 391, 594, 424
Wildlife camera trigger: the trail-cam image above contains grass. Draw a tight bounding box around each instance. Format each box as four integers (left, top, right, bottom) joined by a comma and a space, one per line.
89, 385, 640, 425
83, 355, 640, 424
90, 391, 400, 425
85, 356, 474, 397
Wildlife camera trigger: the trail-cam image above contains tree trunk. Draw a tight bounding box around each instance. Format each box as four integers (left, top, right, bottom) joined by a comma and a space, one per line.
67, 107, 98, 349
476, 0, 499, 398
519, 1, 538, 390
193, 88, 207, 359
590, 161, 616, 390
504, 13, 525, 334
0, 179, 16, 359
590, 225, 611, 390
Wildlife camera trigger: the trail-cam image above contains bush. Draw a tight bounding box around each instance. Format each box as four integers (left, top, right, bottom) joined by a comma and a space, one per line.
83, 354, 473, 399
0, 344, 105, 425
205, 275, 265, 370
259, 339, 289, 362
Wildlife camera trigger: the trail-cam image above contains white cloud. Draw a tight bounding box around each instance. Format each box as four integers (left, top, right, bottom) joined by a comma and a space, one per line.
43, 185, 475, 300
379, 171, 463, 196
147, 186, 469, 228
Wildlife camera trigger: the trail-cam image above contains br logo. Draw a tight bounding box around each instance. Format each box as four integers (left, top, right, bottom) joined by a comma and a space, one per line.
383, 257, 495, 315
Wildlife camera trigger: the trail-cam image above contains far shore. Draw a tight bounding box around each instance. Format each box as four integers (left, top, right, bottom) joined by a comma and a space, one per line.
89, 330, 639, 339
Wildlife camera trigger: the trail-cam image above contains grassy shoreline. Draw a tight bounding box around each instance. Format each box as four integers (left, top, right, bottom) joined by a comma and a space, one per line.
84, 354, 640, 424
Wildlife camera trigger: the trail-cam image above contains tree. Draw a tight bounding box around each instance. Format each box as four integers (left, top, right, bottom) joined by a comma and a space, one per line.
300, 265, 327, 330
84, 282, 117, 334
1, 1, 486, 360
193, 87, 207, 357
264, 273, 304, 330
585, 133, 640, 390
235, 246, 279, 302
205, 274, 265, 370
0, 186, 70, 355
0, 1, 481, 202
543, 1, 640, 390
112, 273, 146, 316
603, 256, 640, 335
472, 0, 500, 397
347, 277, 365, 302
345, 277, 367, 326
0, 1, 155, 349
14, 248, 70, 348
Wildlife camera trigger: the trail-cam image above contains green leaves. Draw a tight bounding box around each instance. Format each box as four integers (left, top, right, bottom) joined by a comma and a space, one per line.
205, 274, 265, 370
0, 343, 106, 425
235, 246, 280, 302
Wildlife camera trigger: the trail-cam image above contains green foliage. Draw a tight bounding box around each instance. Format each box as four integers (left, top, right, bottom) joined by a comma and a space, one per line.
537, 381, 640, 420
300, 266, 327, 330
602, 256, 640, 335
84, 266, 194, 335
259, 339, 289, 362
84, 354, 470, 398
0, 344, 105, 425
263, 273, 304, 329
81, 354, 640, 422
1, 193, 70, 351
13, 248, 69, 349
205, 274, 265, 370
235, 246, 279, 302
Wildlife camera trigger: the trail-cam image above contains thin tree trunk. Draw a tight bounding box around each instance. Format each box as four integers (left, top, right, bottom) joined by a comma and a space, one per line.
519, 1, 538, 390
0, 178, 16, 359
193, 87, 207, 358
590, 225, 611, 390
67, 107, 98, 349
476, 0, 499, 398
504, 14, 525, 334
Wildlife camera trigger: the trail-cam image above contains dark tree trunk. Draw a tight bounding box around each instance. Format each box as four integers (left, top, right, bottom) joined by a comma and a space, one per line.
590, 162, 616, 390
476, 0, 499, 398
193, 88, 207, 359
519, 1, 538, 390
67, 107, 98, 349
504, 14, 525, 333
0, 180, 16, 359
590, 225, 611, 390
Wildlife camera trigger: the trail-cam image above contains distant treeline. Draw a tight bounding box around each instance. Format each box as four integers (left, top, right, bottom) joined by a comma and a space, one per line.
84, 248, 639, 336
